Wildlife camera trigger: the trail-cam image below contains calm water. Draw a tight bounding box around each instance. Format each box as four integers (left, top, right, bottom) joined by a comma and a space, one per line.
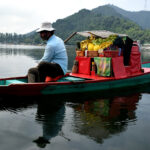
0, 44, 150, 150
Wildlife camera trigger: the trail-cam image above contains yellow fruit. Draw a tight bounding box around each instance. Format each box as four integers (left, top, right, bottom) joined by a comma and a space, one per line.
88, 43, 94, 51
94, 45, 100, 51
80, 40, 88, 50
82, 43, 87, 49
89, 35, 95, 41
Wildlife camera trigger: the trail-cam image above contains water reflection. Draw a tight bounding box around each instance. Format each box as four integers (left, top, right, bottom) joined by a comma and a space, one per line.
0, 92, 146, 149
0, 96, 37, 112
34, 101, 65, 148
0, 48, 42, 77
0, 44, 45, 49
0, 48, 43, 61
0, 44, 150, 150
68, 93, 140, 144
141, 51, 150, 62
0, 96, 65, 149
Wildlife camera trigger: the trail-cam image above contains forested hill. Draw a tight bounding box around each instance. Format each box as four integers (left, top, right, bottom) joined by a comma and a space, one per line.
103, 5, 150, 30
1, 5, 150, 45
53, 9, 149, 44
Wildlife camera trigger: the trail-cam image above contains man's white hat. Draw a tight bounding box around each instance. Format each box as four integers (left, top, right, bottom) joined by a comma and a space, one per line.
36, 22, 55, 33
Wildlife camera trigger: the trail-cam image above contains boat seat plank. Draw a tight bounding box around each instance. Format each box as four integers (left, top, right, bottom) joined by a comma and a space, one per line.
143, 68, 150, 73
58, 76, 85, 82
70, 73, 114, 80
142, 63, 150, 68
5, 79, 25, 85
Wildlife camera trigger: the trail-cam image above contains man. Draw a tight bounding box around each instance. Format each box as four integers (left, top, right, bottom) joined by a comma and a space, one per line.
28, 22, 68, 82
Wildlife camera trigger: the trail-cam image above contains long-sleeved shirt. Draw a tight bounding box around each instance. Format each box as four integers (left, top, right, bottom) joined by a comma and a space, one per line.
40, 35, 68, 74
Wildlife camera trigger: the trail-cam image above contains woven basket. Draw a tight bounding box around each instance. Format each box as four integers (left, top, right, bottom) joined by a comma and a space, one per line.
104, 50, 119, 57
76, 50, 85, 57
87, 51, 98, 57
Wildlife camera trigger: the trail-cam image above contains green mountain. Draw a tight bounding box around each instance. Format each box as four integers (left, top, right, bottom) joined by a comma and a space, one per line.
53, 8, 150, 44
1, 5, 150, 44
108, 5, 150, 30
92, 4, 150, 30
92, 5, 123, 18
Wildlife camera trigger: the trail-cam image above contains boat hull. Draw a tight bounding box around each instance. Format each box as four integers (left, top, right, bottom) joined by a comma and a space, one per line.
0, 71, 150, 96
41, 72, 150, 95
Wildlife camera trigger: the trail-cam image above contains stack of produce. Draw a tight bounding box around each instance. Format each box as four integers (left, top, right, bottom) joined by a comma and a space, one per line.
80, 34, 118, 52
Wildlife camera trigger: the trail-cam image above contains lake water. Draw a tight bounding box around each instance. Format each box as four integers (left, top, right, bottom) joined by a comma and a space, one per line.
0, 44, 150, 150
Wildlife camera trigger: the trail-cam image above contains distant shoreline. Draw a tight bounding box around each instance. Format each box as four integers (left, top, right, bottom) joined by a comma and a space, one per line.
142, 44, 150, 51
0, 43, 150, 51
0, 43, 45, 49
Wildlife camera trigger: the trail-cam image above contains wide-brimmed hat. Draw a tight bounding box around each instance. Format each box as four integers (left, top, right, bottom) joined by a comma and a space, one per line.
36, 22, 55, 33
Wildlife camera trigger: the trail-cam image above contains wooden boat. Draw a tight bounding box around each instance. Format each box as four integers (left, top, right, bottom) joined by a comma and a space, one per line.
0, 30, 150, 96
0, 64, 149, 96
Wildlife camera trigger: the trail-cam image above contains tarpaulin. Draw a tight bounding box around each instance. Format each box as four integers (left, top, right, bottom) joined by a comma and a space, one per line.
129, 52, 141, 73
124, 46, 142, 76
112, 56, 127, 79
94, 57, 111, 77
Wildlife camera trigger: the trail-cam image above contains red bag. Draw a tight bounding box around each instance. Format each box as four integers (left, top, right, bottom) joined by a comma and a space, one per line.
75, 57, 91, 75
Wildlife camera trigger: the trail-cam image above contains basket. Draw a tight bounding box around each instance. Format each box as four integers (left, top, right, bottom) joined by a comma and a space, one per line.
87, 51, 98, 57
104, 50, 119, 57
76, 50, 85, 57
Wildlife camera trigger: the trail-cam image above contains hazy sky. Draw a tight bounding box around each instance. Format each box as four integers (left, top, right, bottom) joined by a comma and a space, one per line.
0, 0, 149, 34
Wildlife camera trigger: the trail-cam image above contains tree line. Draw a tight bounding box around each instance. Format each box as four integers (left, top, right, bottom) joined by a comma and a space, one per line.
0, 33, 42, 45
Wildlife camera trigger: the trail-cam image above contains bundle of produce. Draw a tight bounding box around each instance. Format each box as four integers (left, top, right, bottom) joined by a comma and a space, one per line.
80, 34, 118, 52
80, 35, 95, 51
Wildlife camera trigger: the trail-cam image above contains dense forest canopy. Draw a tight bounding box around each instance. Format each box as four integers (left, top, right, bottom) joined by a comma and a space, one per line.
0, 5, 150, 45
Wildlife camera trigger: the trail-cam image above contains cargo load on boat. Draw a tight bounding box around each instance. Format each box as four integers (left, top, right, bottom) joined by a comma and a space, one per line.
70, 30, 142, 79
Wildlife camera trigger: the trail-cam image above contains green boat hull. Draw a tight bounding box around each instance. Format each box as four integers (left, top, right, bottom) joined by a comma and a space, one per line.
41, 73, 150, 95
